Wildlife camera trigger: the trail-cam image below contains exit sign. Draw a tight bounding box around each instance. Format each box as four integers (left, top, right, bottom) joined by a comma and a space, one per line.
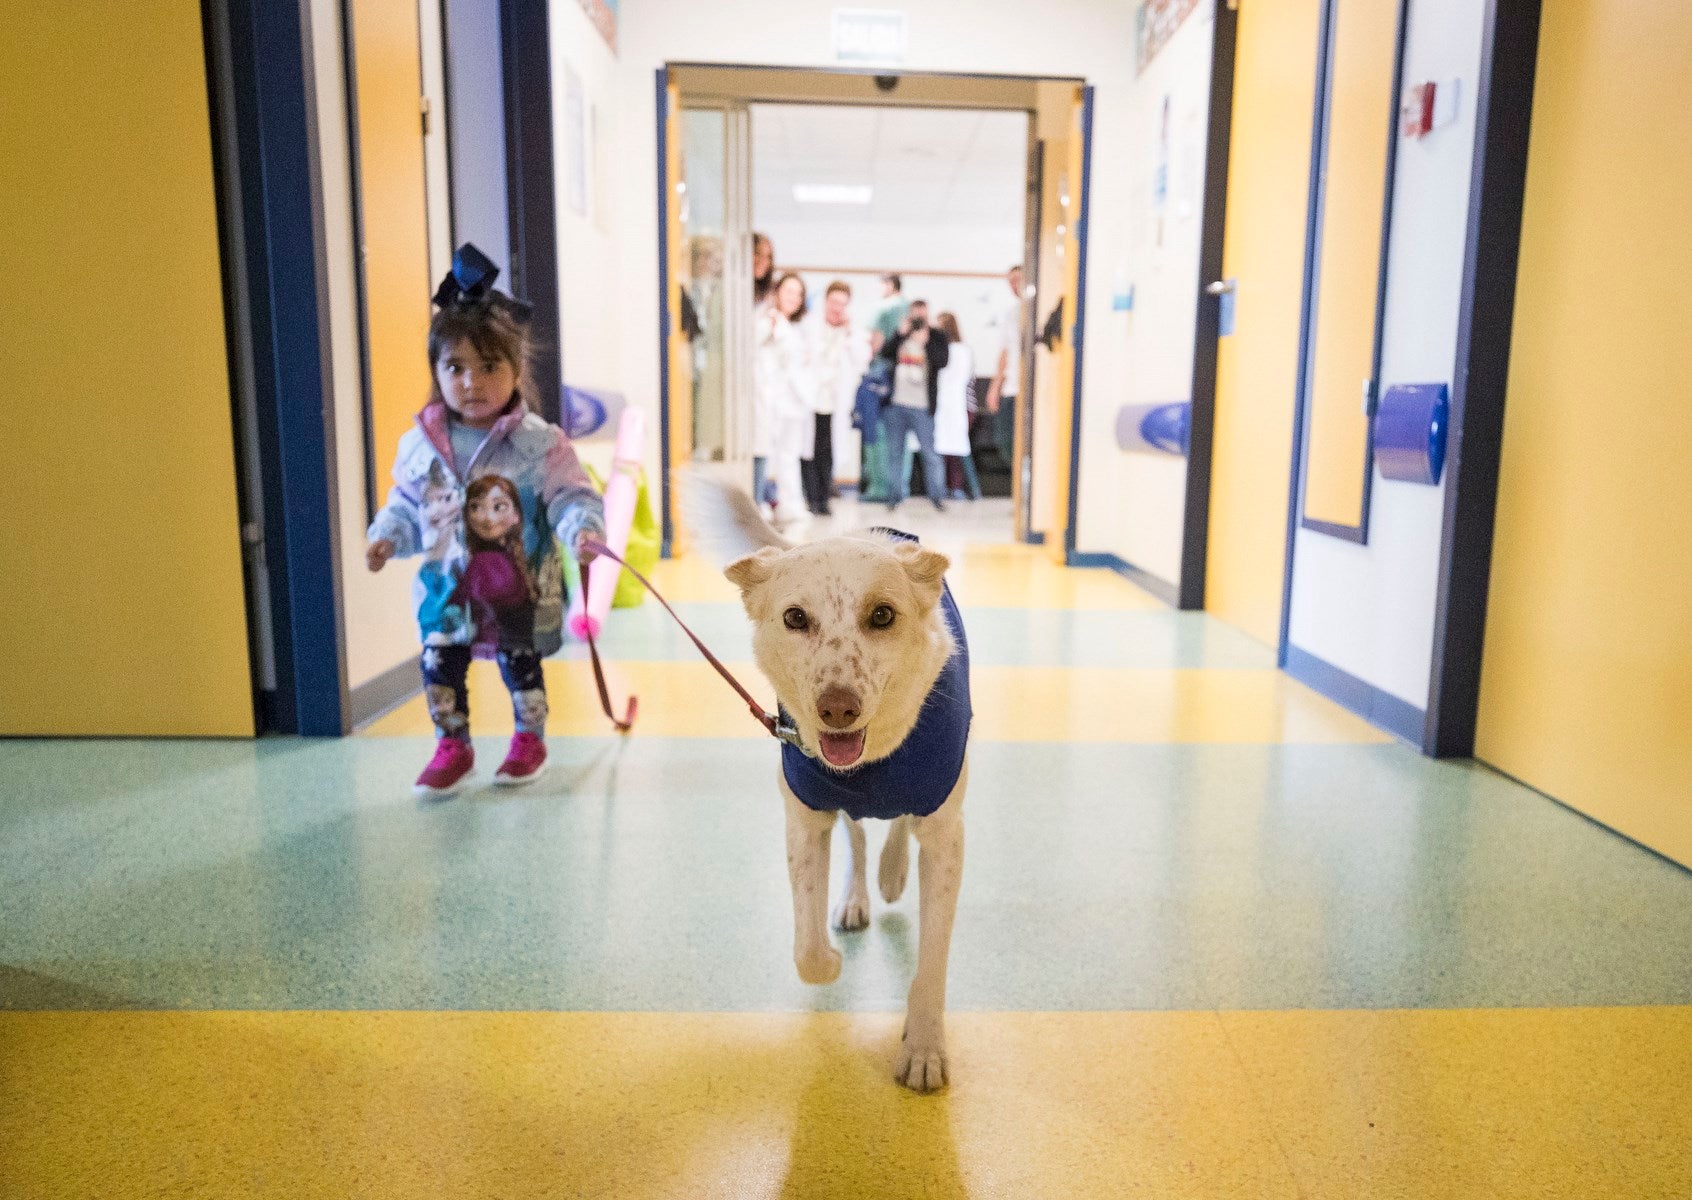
832, 9, 906, 64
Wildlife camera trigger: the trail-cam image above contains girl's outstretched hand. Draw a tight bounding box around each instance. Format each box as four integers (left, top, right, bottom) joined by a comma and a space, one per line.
367, 539, 396, 572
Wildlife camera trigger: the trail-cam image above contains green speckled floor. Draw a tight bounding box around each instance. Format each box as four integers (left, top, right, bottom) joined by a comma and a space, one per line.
2, 542, 1689, 1197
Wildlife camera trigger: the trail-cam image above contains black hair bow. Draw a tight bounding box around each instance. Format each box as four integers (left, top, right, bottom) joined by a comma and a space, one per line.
432, 243, 533, 323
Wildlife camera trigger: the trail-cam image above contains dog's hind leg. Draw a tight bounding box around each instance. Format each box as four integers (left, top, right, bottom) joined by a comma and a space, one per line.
896, 760, 967, 1093
782, 774, 842, 985
833, 814, 871, 931
878, 815, 913, 903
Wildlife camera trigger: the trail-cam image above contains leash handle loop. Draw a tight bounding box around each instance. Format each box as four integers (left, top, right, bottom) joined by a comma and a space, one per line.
579, 538, 787, 742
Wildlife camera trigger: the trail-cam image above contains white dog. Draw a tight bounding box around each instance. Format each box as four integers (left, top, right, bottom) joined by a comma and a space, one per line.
684, 475, 970, 1092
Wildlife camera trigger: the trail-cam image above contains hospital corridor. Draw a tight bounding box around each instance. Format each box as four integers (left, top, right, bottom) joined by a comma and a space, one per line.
3, 0, 1690, 1196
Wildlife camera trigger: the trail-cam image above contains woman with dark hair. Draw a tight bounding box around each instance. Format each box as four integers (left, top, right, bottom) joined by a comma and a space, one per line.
754, 272, 815, 527
933, 312, 981, 501
752, 232, 775, 308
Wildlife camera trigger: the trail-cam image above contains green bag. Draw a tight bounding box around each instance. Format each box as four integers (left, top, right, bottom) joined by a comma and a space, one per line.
583, 463, 660, 608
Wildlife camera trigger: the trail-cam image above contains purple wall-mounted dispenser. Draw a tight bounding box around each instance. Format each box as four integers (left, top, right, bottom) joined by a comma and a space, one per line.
1374, 383, 1448, 485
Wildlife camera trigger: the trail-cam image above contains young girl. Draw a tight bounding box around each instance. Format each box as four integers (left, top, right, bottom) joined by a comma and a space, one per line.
367, 244, 605, 796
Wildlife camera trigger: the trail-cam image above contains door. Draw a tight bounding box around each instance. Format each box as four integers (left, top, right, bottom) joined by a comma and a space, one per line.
681, 107, 729, 464
1025, 82, 1088, 558
417, 0, 454, 284
659, 74, 693, 552
1476, 0, 1692, 869
2, 0, 254, 735
1204, 0, 1323, 646
676, 102, 751, 468
660, 77, 753, 551
345, 0, 434, 517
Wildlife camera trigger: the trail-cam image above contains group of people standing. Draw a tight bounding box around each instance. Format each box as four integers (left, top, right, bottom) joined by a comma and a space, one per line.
749, 233, 861, 525
750, 234, 1024, 527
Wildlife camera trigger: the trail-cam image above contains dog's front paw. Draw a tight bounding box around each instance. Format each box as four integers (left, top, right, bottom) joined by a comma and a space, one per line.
794, 943, 842, 985
833, 886, 870, 932
895, 1025, 949, 1092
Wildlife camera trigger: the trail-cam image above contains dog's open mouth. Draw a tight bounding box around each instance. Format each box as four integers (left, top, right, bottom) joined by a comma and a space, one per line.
818, 729, 866, 768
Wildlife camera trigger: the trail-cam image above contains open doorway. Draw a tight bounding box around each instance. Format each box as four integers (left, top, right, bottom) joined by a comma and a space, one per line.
656, 65, 1092, 558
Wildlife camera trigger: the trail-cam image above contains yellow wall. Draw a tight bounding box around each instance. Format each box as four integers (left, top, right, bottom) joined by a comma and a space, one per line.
0, 0, 253, 735
1205, 0, 1321, 646
1476, 0, 1692, 868
1300, 0, 1397, 530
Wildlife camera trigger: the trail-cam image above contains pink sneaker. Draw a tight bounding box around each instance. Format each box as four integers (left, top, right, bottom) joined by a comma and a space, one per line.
414, 738, 474, 797
494, 731, 548, 786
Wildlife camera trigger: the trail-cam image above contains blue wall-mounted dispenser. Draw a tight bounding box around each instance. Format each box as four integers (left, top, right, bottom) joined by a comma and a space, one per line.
1116, 401, 1190, 456
1373, 383, 1448, 485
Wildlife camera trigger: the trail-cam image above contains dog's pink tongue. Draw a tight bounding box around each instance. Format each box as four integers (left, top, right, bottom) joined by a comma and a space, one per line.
819, 730, 866, 768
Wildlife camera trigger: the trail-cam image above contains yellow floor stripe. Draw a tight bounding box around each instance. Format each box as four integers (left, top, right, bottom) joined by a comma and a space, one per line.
361, 660, 1387, 744
3, 1009, 1686, 1198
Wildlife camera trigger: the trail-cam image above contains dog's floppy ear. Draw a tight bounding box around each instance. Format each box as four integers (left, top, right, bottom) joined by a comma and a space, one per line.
893, 542, 950, 609
724, 545, 784, 596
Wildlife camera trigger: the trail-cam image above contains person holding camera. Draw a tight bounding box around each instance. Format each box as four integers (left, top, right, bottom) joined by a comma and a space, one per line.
875, 299, 949, 512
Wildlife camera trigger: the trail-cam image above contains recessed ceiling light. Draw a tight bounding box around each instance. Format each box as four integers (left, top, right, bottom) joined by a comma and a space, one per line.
793, 184, 873, 205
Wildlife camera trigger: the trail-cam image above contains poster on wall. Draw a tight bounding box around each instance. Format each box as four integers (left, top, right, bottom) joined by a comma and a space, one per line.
1135, 0, 1202, 74
578, 0, 618, 52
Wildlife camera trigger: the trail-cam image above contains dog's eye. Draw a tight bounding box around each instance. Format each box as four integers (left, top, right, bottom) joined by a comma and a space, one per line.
869, 604, 895, 629
783, 607, 809, 631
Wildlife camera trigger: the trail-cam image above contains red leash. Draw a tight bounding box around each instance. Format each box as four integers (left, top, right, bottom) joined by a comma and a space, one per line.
577, 539, 799, 746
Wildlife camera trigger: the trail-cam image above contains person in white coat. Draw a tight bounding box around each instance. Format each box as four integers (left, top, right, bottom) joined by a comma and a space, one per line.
804, 280, 869, 516
754, 272, 814, 527
933, 311, 981, 501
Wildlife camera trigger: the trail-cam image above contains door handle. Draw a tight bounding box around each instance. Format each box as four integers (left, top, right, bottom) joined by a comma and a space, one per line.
1204, 278, 1235, 296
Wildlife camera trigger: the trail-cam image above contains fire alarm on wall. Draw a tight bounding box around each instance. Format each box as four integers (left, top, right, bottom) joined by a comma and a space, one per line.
1402, 78, 1461, 139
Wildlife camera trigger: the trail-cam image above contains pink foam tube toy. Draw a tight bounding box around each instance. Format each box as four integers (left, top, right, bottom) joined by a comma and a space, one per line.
568, 406, 646, 642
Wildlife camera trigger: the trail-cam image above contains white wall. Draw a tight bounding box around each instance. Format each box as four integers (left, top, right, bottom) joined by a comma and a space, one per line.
769, 220, 1023, 277
1079, 3, 1215, 584
594, 0, 1148, 551
1285, 0, 1485, 711
551, 0, 623, 400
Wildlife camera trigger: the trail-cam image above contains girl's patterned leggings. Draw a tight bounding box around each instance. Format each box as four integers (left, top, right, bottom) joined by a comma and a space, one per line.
420, 644, 548, 740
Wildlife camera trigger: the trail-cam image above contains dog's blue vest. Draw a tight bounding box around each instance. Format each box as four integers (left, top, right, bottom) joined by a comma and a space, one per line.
782, 537, 970, 822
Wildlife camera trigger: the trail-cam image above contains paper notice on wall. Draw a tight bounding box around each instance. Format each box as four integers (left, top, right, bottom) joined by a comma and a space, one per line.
565, 66, 587, 216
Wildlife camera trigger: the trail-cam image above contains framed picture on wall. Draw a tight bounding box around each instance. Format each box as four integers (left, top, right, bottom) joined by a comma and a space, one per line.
1135, 0, 1202, 74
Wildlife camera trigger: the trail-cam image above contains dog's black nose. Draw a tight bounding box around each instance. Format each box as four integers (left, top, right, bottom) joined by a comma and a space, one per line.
816, 687, 861, 730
